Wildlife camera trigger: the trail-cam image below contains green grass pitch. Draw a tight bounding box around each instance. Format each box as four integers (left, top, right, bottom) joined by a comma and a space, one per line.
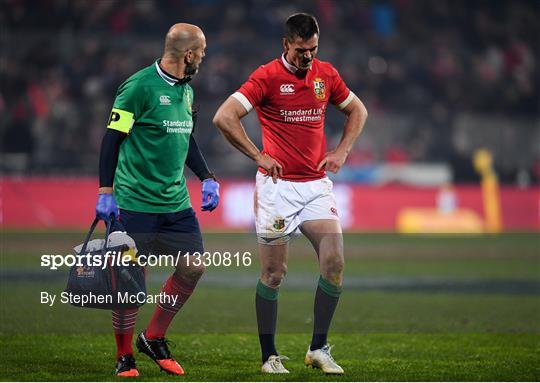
0, 232, 539, 381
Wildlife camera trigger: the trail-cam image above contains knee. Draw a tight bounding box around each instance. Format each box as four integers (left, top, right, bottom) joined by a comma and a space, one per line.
321, 256, 344, 286
322, 272, 342, 287
176, 263, 205, 283
261, 265, 287, 289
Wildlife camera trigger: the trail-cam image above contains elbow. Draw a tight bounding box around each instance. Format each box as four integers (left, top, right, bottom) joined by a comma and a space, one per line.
362, 105, 368, 122
349, 104, 367, 126
358, 99, 368, 121
212, 111, 222, 129
354, 101, 368, 129
212, 110, 226, 131
213, 109, 234, 133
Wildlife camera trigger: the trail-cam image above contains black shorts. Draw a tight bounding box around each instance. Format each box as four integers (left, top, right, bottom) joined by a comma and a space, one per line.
119, 207, 204, 258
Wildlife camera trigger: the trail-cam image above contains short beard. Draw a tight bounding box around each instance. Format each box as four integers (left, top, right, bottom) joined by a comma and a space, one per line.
184, 62, 198, 77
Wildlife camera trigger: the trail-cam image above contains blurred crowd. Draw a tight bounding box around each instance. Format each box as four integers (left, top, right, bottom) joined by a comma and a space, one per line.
1, 0, 539, 184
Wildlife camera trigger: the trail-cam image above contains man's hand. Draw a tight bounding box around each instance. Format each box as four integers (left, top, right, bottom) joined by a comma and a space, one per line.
317, 150, 348, 173
201, 178, 220, 211
256, 153, 283, 183
96, 193, 119, 220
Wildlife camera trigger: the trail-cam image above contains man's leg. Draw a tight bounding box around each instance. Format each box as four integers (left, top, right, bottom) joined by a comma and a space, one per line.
253, 171, 301, 372
144, 254, 205, 340
145, 208, 205, 339
137, 208, 205, 375
256, 242, 289, 363
112, 308, 139, 358
112, 308, 139, 376
300, 219, 345, 374
114, 209, 158, 376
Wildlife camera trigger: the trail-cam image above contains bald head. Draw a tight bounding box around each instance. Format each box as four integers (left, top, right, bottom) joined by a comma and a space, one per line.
164, 23, 205, 60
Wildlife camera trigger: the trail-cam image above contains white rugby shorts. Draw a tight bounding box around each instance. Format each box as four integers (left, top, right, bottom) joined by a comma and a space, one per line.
254, 171, 340, 244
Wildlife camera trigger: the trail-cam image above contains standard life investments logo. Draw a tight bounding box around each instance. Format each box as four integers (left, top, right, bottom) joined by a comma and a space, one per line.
163, 119, 193, 134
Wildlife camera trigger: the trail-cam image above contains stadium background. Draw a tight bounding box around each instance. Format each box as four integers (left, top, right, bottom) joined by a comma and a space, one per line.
2, 0, 539, 231
1, 0, 539, 381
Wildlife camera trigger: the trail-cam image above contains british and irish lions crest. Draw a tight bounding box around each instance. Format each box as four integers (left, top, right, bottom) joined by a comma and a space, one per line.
272, 216, 286, 232
313, 77, 325, 100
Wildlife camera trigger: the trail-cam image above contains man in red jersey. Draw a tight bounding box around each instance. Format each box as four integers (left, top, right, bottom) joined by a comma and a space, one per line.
213, 13, 367, 374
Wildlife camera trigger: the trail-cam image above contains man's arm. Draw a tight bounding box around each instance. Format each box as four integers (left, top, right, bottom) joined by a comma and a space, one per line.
185, 133, 220, 211
317, 95, 368, 173
185, 134, 214, 181
213, 96, 283, 182
186, 106, 219, 211
99, 129, 126, 191
185, 107, 214, 181
96, 129, 126, 219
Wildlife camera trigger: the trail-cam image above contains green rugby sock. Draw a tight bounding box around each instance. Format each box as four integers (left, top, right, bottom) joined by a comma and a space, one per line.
310, 275, 342, 351
256, 280, 279, 362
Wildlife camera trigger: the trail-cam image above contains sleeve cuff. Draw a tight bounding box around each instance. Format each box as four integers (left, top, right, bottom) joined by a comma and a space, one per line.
232, 92, 253, 113
337, 91, 355, 110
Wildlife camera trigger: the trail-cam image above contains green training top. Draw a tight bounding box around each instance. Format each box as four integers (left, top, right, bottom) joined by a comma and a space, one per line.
107, 60, 194, 213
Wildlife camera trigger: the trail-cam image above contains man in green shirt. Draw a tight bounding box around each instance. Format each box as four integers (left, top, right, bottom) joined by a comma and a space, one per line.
96, 23, 219, 377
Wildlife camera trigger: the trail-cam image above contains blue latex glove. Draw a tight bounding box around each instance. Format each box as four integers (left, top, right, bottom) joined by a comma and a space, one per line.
201, 178, 220, 211
96, 193, 119, 220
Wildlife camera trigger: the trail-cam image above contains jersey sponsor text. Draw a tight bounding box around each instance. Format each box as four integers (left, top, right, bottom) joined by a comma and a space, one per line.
163, 119, 193, 133
279, 108, 324, 122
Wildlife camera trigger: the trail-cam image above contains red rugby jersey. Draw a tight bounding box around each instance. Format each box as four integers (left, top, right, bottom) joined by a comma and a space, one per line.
233, 55, 354, 181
